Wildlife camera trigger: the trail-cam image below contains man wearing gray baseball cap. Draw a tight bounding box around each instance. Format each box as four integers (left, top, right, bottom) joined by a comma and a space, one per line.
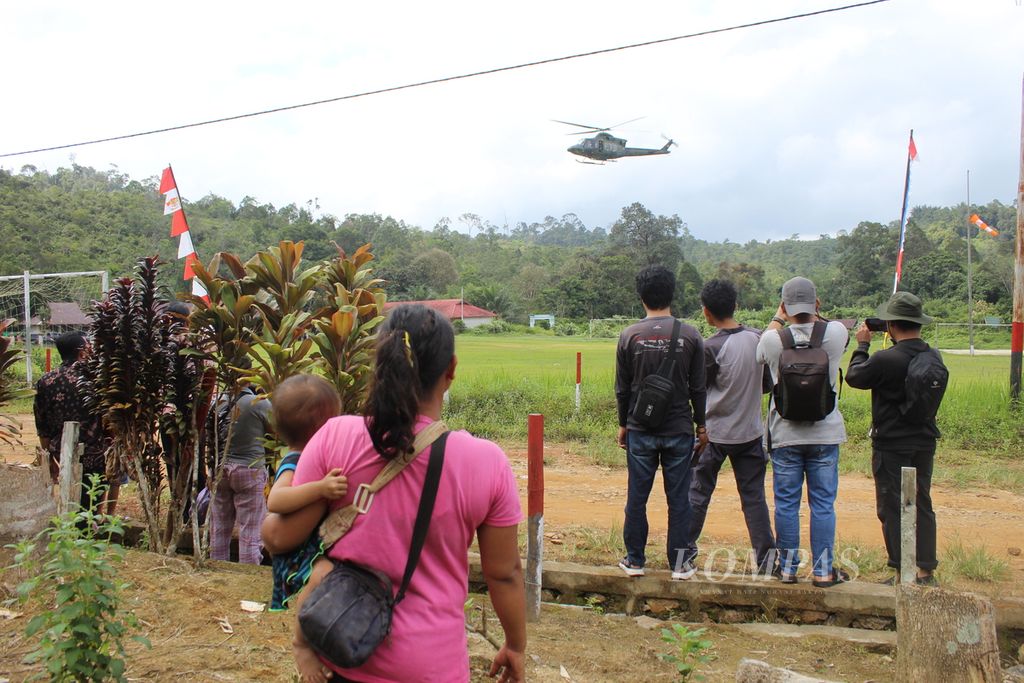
757, 277, 850, 587
846, 291, 947, 586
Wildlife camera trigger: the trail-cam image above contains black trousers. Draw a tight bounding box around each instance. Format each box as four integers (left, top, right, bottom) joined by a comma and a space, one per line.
686, 438, 776, 569
872, 445, 938, 571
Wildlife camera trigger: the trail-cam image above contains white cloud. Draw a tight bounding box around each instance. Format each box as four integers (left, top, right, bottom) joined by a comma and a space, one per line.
1, 0, 1021, 244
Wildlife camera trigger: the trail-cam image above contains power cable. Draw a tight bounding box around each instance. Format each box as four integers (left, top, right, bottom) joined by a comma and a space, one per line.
0, 0, 893, 159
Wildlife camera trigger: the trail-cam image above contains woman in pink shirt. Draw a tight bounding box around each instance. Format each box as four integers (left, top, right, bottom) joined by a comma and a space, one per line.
262, 304, 526, 683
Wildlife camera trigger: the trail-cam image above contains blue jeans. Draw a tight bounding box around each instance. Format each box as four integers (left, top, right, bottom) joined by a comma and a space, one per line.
624, 431, 694, 570
771, 444, 839, 578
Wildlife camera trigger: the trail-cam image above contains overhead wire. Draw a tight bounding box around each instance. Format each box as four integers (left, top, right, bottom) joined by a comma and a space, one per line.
0, 0, 893, 159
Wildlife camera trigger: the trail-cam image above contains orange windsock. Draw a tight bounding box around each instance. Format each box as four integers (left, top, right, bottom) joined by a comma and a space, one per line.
969, 214, 999, 237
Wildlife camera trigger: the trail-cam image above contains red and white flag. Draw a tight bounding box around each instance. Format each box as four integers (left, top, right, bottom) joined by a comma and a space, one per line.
191, 277, 209, 301
160, 165, 205, 292
163, 189, 182, 215
969, 214, 999, 237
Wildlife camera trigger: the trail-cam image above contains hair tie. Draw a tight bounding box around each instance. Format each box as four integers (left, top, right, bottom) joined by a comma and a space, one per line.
402, 331, 415, 368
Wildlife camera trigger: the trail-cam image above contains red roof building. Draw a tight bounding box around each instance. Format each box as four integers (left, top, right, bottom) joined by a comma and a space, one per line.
383, 299, 497, 328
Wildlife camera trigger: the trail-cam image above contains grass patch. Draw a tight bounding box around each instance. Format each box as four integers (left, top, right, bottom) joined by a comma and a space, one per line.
445, 335, 1024, 493
939, 536, 1010, 583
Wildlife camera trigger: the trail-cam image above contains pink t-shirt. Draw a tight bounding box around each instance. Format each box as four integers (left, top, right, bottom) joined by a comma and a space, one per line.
292, 415, 522, 683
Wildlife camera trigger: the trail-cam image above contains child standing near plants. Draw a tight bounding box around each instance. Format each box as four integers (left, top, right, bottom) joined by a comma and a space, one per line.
265, 374, 347, 611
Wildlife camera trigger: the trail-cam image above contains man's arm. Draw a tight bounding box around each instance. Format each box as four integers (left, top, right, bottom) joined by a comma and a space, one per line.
845, 323, 882, 389
614, 334, 632, 449
688, 335, 707, 428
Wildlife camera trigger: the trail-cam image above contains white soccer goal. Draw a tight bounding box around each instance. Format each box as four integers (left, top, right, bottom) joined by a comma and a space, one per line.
0, 270, 108, 384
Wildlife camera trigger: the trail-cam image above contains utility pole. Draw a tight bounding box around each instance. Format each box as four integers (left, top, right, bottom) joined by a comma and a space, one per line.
967, 170, 975, 356
1012, 75, 1024, 402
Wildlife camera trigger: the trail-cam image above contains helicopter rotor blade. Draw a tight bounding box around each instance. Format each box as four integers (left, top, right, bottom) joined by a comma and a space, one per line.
552, 119, 606, 131
607, 117, 645, 130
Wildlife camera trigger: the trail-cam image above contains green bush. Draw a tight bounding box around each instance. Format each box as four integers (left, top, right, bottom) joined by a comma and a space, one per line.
8, 476, 149, 682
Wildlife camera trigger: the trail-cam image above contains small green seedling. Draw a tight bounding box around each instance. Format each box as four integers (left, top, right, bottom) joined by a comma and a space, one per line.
658, 624, 715, 682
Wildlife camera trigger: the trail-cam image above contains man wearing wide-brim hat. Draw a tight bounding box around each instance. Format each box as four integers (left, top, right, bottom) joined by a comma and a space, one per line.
846, 291, 947, 586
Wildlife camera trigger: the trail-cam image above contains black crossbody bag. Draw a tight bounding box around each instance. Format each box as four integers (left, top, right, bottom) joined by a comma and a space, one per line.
298, 431, 449, 668
631, 318, 682, 428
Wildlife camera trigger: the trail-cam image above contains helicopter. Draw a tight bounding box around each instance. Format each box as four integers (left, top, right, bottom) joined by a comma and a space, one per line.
553, 118, 675, 164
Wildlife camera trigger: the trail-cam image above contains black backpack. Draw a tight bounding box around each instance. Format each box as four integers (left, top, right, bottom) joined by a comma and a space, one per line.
631, 318, 681, 428
773, 321, 836, 422
897, 345, 948, 423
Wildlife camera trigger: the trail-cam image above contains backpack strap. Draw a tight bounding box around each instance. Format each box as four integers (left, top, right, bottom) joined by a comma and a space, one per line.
654, 318, 683, 378
319, 420, 448, 550
808, 320, 828, 348
778, 326, 796, 350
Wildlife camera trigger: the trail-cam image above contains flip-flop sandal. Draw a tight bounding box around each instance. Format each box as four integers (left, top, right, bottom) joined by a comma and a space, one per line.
812, 568, 850, 588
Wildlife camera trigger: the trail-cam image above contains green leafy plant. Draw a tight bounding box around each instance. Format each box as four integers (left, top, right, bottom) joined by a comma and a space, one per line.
0, 319, 34, 446
312, 243, 385, 414
658, 624, 715, 682
81, 257, 178, 553
8, 475, 150, 682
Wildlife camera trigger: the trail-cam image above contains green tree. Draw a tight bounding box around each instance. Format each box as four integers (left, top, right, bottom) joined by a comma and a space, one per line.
610, 202, 683, 270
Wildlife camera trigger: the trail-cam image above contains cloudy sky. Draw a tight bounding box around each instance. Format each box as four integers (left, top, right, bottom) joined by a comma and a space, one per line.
2, 1, 1021, 242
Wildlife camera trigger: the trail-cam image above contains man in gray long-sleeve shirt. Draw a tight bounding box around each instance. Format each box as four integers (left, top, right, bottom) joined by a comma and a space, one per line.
615, 265, 706, 580
684, 279, 777, 575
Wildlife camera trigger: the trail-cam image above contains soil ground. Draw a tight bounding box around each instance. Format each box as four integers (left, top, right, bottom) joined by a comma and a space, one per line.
0, 549, 895, 682
3, 415, 1023, 680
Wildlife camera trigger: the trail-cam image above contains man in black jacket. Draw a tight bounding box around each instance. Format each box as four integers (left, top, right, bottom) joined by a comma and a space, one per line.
846, 291, 944, 585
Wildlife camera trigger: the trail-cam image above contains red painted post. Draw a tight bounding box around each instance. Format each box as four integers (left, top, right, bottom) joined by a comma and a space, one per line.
574, 352, 582, 413
526, 413, 544, 622
44, 347, 51, 373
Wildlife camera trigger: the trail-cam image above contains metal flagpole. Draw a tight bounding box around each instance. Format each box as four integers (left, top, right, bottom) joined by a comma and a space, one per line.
967, 170, 975, 356
893, 129, 915, 293
23, 270, 32, 384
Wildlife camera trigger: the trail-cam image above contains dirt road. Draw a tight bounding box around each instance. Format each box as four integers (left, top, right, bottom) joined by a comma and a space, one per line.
7, 413, 1021, 567
503, 443, 1024, 558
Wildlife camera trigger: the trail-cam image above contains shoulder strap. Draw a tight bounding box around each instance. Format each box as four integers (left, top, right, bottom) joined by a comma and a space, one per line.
778, 326, 796, 350
394, 431, 448, 604
319, 420, 448, 549
655, 318, 683, 378
808, 320, 827, 348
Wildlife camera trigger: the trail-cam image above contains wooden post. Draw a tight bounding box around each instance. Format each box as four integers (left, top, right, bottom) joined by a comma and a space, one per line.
526, 413, 544, 622
900, 467, 917, 586
896, 585, 1001, 682
574, 352, 582, 413
57, 421, 82, 515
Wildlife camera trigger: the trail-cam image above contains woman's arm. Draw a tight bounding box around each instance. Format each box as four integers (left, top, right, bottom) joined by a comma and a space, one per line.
478, 523, 526, 683
261, 500, 328, 555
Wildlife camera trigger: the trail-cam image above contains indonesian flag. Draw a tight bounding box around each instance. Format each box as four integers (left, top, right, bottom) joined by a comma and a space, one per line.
171, 211, 189, 237
183, 253, 199, 279
177, 230, 195, 259
969, 214, 999, 237
191, 277, 209, 302
908, 134, 918, 162
163, 189, 182, 215
159, 167, 176, 194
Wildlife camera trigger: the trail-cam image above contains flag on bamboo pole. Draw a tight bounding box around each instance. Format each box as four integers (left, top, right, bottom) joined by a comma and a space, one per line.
969, 214, 1000, 236
191, 277, 209, 302
160, 164, 203, 290
892, 130, 918, 292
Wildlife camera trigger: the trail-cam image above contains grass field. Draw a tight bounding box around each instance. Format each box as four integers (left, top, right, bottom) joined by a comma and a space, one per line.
446, 334, 1024, 492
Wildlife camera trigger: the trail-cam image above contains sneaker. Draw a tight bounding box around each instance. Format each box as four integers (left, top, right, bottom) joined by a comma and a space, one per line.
812, 568, 850, 588
618, 558, 645, 577
779, 572, 798, 584
671, 561, 697, 581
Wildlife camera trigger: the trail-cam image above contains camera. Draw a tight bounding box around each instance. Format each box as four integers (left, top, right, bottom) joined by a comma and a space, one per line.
865, 317, 888, 332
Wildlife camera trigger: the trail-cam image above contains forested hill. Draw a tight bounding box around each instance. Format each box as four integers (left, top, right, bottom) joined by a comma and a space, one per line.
0, 164, 1016, 322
